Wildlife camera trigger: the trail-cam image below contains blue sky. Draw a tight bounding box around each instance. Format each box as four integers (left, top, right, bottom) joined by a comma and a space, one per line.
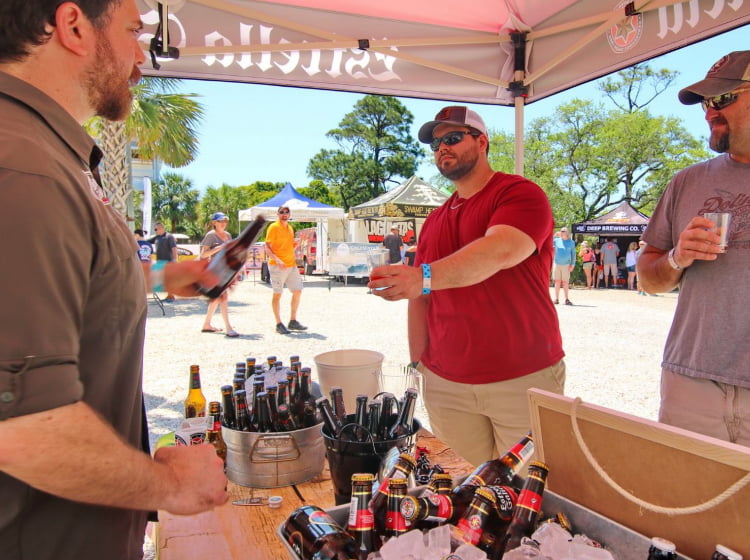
165, 27, 748, 192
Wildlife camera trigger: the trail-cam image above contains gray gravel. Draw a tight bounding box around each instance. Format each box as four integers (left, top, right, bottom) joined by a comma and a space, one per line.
143, 276, 678, 446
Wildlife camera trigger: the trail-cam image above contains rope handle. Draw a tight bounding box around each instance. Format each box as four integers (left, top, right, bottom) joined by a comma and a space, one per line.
569, 397, 750, 515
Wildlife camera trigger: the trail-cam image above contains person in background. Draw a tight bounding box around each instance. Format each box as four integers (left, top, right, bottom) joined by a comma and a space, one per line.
383, 225, 404, 264
0, 2, 227, 558
579, 241, 596, 289
625, 241, 639, 290
636, 240, 648, 295
135, 229, 154, 264
152, 221, 178, 302
265, 206, 307, 335
404, 240, 418, 266
600, 237, 620, 288
200, 212, 239, 337
637, 50, 750, 446
367, 106, 565, 466
552, 227, 576, 305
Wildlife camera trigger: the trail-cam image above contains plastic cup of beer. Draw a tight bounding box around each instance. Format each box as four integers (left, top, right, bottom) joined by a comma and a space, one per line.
367, 249, 389, 291
704, 212, 732, 253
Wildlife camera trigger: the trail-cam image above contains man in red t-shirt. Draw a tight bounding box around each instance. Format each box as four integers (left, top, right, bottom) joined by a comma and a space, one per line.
369, 106, 565, 465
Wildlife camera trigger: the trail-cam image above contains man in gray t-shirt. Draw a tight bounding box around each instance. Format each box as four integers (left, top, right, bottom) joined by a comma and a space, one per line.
599, 238, 620, 288
638, 50, 750, 446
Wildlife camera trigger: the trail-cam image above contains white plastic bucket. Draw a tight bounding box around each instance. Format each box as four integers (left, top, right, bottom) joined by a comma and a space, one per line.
314, 349, 383, 411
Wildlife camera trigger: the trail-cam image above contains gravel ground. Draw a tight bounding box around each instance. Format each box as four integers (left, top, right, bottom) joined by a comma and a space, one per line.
142, 276, 679, 447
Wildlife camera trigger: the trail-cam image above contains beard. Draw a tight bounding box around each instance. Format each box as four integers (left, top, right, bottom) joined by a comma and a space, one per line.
437, 149, 479, 181
708, 116, 730, 153
83, 31, 138, 121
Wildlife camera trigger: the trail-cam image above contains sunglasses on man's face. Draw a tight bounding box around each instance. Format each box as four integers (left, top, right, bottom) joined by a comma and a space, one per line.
701, 87, 750, 111
278, 209, 290, 215
430, 130, 481, 152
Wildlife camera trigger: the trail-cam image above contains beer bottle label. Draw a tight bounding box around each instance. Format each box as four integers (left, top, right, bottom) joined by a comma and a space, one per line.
516, 489, 543, 512
427, 494, 453, 520
348, 498, 374, 529
457, 514, 484, 545
385, 509, 408, 532
509, 439, 535, 465
486, 485, 517, 520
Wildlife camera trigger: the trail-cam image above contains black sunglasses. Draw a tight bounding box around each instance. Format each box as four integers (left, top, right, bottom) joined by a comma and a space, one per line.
278, 209, 290, 214
701, 87, 750, 111
430, 130, 480, 151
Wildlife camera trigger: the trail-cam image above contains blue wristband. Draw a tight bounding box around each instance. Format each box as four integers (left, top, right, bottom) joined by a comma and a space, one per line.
421, 263, 431, 295
150, 261, 166, 292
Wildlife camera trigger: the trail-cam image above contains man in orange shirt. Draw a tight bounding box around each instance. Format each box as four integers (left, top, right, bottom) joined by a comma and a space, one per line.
265, 206, 307, 334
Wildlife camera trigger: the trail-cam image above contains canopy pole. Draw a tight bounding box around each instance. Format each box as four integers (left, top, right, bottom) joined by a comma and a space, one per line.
509, 32, 528, 176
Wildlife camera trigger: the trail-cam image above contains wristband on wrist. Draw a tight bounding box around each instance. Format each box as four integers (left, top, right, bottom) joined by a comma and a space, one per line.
421, 263, 432, 295
667, 248, 683, 271
150, 261, 166, 292
408, 361, 419, 370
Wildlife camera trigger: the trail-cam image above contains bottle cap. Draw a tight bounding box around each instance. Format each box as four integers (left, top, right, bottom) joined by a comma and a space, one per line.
351, 473, 376, 483
268, 496, 283, 509
650, 537, 676, 552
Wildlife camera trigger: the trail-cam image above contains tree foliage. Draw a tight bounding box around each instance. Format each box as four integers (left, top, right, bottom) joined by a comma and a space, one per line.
151, 172, 200, 235
307, 95, 424, 209
490, 64, 709, 226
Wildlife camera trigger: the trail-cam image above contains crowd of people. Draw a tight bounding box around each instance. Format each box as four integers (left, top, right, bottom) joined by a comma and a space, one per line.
1, 1, 747, 554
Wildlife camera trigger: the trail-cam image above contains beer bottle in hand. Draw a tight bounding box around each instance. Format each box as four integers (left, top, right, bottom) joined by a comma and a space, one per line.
184, 365, 206, 418
348, 474, 377, 559
195, 215, 267, 299
499, 461, 550, 557
281, 505, 358, 560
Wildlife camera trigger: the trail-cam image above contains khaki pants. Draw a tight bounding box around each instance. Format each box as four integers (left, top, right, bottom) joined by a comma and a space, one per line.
660, 368, 750, 446
421, 360, 566, 466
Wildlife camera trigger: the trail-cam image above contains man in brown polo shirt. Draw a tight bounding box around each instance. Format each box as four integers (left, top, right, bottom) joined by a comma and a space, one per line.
0, 2, 227, 559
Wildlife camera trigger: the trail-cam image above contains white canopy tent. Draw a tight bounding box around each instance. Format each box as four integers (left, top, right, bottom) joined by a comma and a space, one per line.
137, 0, 750, 173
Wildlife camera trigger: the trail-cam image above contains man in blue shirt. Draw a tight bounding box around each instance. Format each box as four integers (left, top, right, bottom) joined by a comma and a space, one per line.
552, 227, 576, 305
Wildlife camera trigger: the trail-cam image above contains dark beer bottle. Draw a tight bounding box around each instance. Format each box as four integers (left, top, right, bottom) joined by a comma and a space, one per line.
220, 384, 237, 430
316, 397, 342, 437
348, 473, 377, 559
281, 505, 358, 560
330, 386, 347, 425
383, 478, 409, 540
206, 401, 227, 464
367, 400, 381, 442
400, 493, 453, 529
235, 361, 246, 380
353, 394, 369, 441
234, 389, 251, 431
266, 355, 277, 370
426, 472, 453, 495
451, 432, 534, 520
371, 453, 417, 536
302, 401, 319, 428
377, 393, 398, 440
386, 388, 418, 440
255, 392, 273, 432
183, 365, 206, 418
232, 374, 246, 395
250, 375, 265, 427
196, 215, 267, 299
266, 385, 280, 429
286, 369, 298, 404
712, 545, 742, 560
277, 380, 290, 409
293, 368, 313, 424
647, 538, 677, 560
500, 461, 550, 556
455, 487, 497, 546
478, 485, 519, 556
276, 404, 298, 432
244, 356, 256, 379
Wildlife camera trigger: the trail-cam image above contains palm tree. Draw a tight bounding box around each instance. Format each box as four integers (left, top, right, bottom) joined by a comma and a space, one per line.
153, 172, 200, 233
86, 78, 204, 220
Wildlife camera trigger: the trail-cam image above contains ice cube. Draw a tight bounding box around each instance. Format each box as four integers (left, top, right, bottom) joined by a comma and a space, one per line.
533, 523, 573, 558
426, 524, 452, 557
454, 542, 490, 560
397, 529, 427, 558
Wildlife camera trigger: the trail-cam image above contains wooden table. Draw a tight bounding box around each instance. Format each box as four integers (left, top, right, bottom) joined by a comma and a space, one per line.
155, 429, 475, 559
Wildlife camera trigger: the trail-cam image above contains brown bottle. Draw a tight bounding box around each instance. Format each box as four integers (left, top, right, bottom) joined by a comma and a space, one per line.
499, 461, 550, 557
255, 392, 273, 432
205, 401, 227, 464
353, 394, 369, 442
330, 386, 347, 425
455, 487, 497, 546
220, 384, 236, 430
281, 505, 358, 560
371, 453, 417, 536
234, 389, 251, 431
400, 493, 453, 528
244, 356, 256, 379
426, 473, 453, 495
647, 538, 677, 560
451, 432, 534, 520
383, 478, 409, 540
316, 396, 342, 437
196, 215, 267, 298
183, 365, 206, 418
276, 403, 298, 432
348, 473, 377, 559
386, 388, 418, 440
477, 485, 519, 555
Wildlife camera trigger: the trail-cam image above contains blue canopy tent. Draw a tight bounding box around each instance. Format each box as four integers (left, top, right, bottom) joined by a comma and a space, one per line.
238, 183, 345, 273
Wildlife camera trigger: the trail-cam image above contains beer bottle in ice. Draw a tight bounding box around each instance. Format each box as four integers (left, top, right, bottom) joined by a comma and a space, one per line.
234, 389, 251, 431
383, 478, 409, 540
276, 404, 298, 432
647, 538, 677, 560
348, 473, 377, 558
499, 461, 550, 556
281, 505, 358, 560
255, 392, 273, 432
386, 388, 418, 440
451, 432, 534, 519
400, 493, 453, 529
455, 487, 497, 546
184, 365, 206, 418
371, 453, 417, 536
478, 485, 518, 555
244, 356, 256, 379
220, 384, 236, 430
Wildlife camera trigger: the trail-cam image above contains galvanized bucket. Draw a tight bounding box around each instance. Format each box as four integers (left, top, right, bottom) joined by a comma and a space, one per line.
223, 423, 325, 488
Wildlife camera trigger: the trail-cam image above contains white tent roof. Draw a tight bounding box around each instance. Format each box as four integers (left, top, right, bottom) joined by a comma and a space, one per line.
137, 1, 749, 106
